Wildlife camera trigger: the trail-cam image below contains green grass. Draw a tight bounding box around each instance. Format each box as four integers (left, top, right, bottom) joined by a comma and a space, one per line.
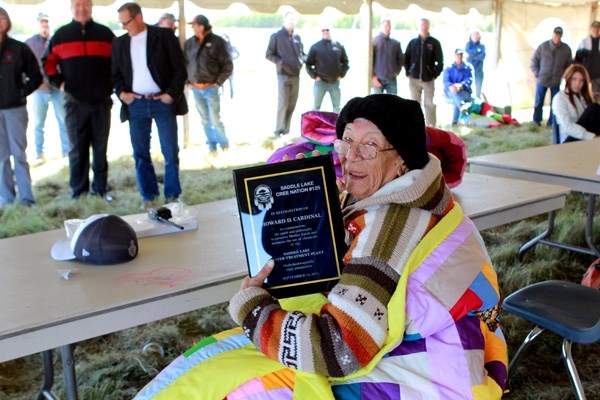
1, 124, 599, 400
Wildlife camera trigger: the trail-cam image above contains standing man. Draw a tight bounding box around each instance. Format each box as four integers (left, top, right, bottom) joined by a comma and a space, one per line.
266, 11, 305, 137
305, 24, 349, 113
530, 26, 572, 126
112, 2, 188, 205
25, 12, 70, 162
184, 15, 232, 157
42, 0, 114, 199
465, 30, 486, 99
443, 49, 473, 126
0, 7, 42, 208
576, 21, 600, 101
157, 13, 176, 32
372, 17, 403, 95
405, 18, 443, 126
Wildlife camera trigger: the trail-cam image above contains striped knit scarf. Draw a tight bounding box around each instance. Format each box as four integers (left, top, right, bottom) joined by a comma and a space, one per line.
229, 155, 453, 378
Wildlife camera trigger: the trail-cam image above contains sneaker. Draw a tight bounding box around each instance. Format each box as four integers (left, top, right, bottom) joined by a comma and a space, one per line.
33, 154, 46, 165
140, 197, 160, 211
208, 150, 218, 158
20, 200, 36, 208
459, 101, 472, 115
220, 145, 229, 152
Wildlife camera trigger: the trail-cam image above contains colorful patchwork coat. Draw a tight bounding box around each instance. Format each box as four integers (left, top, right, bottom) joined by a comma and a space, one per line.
135, 155, 507, 399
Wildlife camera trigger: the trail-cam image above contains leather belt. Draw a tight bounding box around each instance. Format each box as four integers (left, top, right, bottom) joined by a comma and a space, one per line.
136, 92, 163, 99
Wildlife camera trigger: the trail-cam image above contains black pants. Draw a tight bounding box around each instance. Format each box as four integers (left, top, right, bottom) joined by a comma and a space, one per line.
564, 103, 600, 142
64, 97, 112, 197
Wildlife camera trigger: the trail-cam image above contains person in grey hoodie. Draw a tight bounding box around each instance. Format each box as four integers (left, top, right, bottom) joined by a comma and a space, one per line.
530, 26, 572, 126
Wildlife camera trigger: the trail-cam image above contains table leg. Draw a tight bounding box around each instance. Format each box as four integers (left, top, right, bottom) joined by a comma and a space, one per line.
37, 350, 59, 400
518, 211, 556, 260
519, 195, 599, 259
584, 195, 599, 257
61, 343, 79, 400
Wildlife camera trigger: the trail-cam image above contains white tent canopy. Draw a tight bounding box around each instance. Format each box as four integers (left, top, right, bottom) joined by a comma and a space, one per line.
4, 0, 599, 109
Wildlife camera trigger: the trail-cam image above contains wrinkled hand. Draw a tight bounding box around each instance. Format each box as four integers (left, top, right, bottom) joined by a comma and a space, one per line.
240, 259, 275, 291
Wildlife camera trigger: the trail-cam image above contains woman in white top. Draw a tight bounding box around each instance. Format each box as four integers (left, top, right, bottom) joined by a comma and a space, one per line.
552, 63, 600, 143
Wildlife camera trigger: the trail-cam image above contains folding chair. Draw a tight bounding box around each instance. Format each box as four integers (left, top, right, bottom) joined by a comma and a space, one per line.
503, 280, 600, 400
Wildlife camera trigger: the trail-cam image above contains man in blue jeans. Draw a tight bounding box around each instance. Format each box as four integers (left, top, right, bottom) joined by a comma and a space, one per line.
372, 16, 403, 95
25, 12, 70, 161
112, 3, 188, 206
185, 15, 232, 157
443, 49, 473, 126
305, 25, 349, 113
530, 26, 572, 126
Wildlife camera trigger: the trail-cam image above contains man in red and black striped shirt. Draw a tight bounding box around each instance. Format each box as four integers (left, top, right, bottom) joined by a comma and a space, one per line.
42, 0, 114, 199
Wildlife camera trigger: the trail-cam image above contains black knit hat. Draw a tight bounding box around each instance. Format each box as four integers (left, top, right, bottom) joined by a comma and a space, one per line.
336, 94, 429, 170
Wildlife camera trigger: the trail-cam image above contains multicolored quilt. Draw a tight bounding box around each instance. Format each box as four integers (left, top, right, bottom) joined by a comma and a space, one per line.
135, 204, 507, 400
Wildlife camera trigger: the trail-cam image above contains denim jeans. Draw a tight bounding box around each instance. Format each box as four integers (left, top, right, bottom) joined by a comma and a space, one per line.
474, 70, 484, 99
0, 107, 34, 205
313, 80, 341, 112
32, 89, 70, 156
191, 86, 229, 151
445, 89, 472, 125
533, 84, 559, 126
128, 98, 181, 201
372, 78, 398, 95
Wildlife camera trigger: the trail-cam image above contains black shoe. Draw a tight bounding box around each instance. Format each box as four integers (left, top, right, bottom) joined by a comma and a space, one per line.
90, 191, 114, 202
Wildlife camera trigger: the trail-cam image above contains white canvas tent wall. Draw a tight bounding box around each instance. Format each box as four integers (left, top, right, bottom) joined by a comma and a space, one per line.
4, 0, 598, 109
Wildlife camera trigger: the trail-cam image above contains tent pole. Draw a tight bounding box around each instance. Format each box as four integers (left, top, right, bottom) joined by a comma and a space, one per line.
177, 0, 190, 149
364, 0, 373, 96
493, 0, 502, 68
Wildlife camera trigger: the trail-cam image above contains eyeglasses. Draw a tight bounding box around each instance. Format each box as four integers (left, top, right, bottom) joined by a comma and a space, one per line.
333, 139, 395, 160
120, 18, 133, 27
322, 29, 330, 32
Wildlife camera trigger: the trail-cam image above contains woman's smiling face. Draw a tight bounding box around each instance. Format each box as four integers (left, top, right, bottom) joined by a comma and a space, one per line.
340, 118, 405, 201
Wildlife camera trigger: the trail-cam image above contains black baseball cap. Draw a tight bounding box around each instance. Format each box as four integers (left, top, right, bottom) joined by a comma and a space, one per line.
51, 214, 138, 265
189, 14, 212, 30
553, 26, 563, 35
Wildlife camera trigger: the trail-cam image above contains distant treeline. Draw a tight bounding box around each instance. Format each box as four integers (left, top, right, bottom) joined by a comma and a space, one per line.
9, 11, 493, 36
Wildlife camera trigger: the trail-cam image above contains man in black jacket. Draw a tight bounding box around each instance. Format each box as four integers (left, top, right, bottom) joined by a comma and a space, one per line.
372, 17, 403, 95
184, 14, 232, 158
0, 7, 42, 207
42, 0, 114, 199
305, 25, 349, 113
266, 11, 305, 137
112, 2, 188, 205
404, 18, 443, 126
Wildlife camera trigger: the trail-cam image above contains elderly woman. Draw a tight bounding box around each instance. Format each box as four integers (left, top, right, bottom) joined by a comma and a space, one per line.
552, 63, 600, 143
0, 7, 42, 208
136, 95, 507, 399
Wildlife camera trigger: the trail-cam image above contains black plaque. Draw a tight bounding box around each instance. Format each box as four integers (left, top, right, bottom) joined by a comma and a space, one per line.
233, 155, 346, 298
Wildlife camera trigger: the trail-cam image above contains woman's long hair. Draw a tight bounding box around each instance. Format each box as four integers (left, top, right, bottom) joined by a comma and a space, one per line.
563, 63, 593, 108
